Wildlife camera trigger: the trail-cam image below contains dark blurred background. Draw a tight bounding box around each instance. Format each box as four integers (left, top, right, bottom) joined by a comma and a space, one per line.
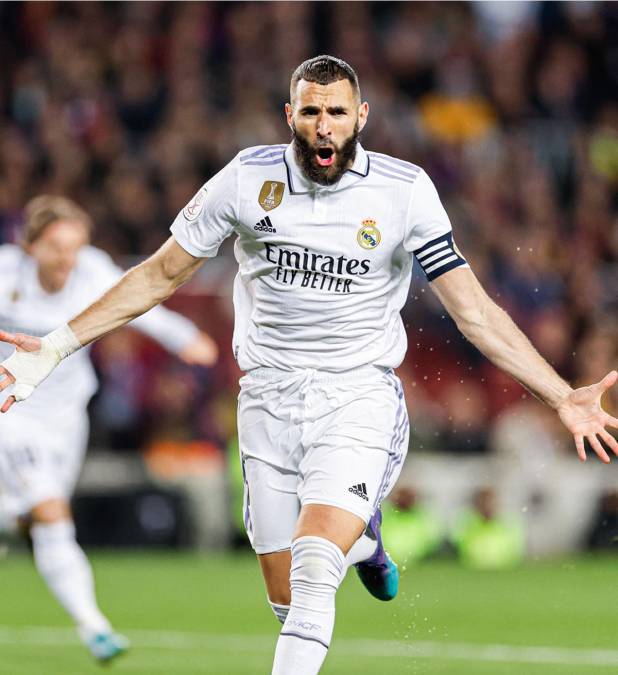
0, 1, 616, 558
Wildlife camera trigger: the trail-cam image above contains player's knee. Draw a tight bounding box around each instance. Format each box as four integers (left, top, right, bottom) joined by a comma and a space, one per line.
290, 536, 346, 603
30, 498, 71, 524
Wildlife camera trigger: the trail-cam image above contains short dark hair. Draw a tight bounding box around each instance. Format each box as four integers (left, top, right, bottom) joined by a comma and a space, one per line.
290, 55, 360, 102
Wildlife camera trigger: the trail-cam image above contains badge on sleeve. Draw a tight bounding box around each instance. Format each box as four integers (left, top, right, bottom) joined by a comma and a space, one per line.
183, 186, 207, 221
258, 181, 285, 212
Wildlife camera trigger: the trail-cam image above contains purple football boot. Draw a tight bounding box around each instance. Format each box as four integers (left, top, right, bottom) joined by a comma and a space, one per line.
354, 508, 399, 601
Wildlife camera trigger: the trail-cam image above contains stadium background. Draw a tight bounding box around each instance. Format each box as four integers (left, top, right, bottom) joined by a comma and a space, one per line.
0, 2, 617, 674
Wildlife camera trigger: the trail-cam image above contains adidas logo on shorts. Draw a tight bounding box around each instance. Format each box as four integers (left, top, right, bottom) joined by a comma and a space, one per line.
254, 215, 276, 233
349, 482, 369, 501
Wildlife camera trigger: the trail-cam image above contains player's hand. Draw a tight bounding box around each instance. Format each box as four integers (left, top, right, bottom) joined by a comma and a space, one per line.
178, 332, 218, 367
0, 330, 53, 413
557, 370, 618, 463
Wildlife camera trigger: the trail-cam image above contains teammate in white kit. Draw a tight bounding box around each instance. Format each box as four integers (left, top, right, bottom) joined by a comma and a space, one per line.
0, 195, 217, 663
1, 57, 617, 675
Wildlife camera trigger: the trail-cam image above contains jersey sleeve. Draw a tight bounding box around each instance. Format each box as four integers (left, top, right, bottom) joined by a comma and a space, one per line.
131, 305, 199, 354
403, 169, 468, 282
83, 247, 199, 354
0, 246, 21, 301
170, 154, 240, 258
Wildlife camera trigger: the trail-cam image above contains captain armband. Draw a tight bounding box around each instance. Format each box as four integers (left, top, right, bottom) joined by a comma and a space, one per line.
413, 232, 467, 282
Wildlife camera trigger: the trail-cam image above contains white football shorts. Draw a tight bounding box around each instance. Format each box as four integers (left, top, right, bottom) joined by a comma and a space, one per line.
238, 366, 409, 554
0, 412, 89, 519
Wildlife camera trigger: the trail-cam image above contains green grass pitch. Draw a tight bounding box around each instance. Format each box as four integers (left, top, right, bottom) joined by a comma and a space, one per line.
0, 550, 616, 674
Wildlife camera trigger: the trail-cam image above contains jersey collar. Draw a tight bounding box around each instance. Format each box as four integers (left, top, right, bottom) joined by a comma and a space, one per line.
283, 142, 369, 194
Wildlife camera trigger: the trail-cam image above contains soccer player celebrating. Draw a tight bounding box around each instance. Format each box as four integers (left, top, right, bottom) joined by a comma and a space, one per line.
1, 57, 617, 674
0, 196, 217, 663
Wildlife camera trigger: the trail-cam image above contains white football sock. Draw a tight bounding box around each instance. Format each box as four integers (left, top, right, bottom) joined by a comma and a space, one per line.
272, 536, 345, 675
31, 520, 111, 639
345, 532, 378, 567
269, 600, 290, 624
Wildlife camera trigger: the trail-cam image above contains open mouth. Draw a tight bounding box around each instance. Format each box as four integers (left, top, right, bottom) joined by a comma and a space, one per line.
316, 147, 335, 167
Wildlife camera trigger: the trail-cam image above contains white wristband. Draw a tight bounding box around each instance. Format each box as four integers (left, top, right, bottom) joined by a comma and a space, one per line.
0, 324, 81, 403
44, 324, 82, 360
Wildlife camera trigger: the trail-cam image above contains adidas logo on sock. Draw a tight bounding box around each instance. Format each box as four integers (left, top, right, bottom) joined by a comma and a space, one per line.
349, 483, 369, 501
254, 215, 276, 233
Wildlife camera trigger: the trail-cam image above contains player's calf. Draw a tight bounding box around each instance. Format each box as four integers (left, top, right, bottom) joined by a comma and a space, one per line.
258, 549, 292, 624
272, 536, 345, 675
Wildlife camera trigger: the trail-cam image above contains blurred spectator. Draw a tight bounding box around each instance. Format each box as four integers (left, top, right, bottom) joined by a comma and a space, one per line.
451, 486, 525, 569
438, 381, 490, 454
142, 362, 229, 550
90, 330, 150, 450
0, 1, 615, 462
587, 490, 618, 551
382, 487, 444, 565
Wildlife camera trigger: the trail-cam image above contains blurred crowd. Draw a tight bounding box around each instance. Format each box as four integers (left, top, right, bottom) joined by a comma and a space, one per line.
0, 1, 616, 467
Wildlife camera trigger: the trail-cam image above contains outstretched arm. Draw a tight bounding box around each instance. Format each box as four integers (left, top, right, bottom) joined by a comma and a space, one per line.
69, 236, 203, 346
430, 266, 618, 463
0, 237, 204, 410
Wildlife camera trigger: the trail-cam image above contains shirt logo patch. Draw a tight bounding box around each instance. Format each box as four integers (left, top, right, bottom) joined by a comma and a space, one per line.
258, 181, 285, 212
357, 219, 381, 249
254, 216, 276, 233
183, 186, 207, 221
348, 482, 369, 501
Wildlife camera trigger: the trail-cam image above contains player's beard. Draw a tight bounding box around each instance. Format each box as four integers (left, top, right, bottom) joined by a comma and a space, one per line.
292, 122, 359, 186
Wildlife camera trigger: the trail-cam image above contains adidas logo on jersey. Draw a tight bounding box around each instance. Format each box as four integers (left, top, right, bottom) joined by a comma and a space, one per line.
254, 216, 276, 233
349, 483, 369, 501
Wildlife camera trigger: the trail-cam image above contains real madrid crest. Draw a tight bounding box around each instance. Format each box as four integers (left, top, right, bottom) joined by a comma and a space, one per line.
258, 181, 285, 212
357, 219, 381, 249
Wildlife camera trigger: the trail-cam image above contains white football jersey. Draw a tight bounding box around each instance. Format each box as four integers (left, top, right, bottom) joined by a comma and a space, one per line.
171, 143, 467, 373
0, 244, 199, 430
